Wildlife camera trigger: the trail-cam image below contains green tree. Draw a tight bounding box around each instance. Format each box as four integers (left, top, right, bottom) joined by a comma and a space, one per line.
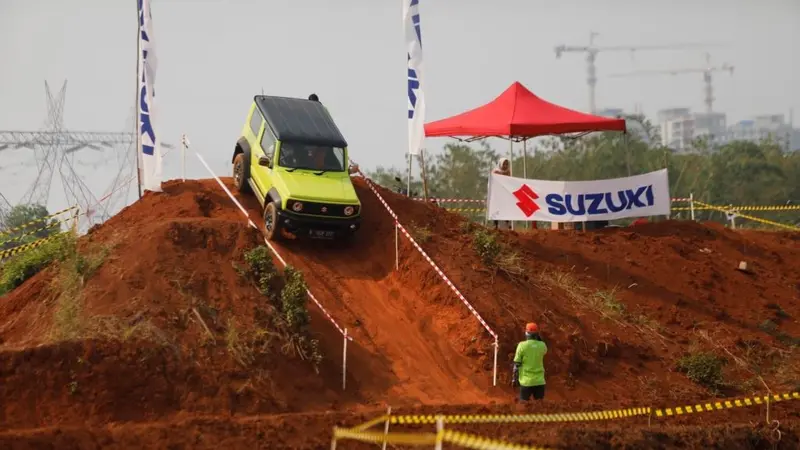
365, 133, 800, 229
433, 141, 497, 199
0, 204, 59, 250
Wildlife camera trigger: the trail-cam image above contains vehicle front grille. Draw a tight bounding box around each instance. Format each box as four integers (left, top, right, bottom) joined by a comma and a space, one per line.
287, 200, 359, 218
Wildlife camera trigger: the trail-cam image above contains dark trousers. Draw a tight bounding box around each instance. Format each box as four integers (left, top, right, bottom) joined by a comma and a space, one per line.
519, 384, 545, 401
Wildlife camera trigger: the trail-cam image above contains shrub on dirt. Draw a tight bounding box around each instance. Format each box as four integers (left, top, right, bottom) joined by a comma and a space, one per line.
676, 351, 727, 393
408, 221, 432, 244
472, 228, 524, 277
238, 246, 322, 372
0, 231, 74, 296
280, 266, 322, 370
592, 288, 626, 318
50, 235, 110, 341
244, 246, 278, 295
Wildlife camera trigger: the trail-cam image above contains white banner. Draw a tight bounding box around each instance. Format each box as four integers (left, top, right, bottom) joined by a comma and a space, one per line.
404, 0, 425, 156
487, 169, 671, 222
137, 0, 162, 192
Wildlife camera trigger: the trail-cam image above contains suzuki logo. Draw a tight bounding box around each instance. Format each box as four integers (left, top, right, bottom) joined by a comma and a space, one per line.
321, 207, 328, 213
513, 185, 540, 217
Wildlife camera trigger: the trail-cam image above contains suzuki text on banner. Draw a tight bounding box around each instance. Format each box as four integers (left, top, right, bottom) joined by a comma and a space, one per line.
404, 0, 425, 157
137, 0, 163, 192
487, 169, 671, 222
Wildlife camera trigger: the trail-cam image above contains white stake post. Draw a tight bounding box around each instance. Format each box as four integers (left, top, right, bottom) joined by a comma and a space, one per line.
342, 328, 348, 391
381, 406, 392, 450
689, 192, 695, 221
395, 222, 399, 270
493, 337, 499, 387
180, 134, 188, 182
434, 416, 444, 450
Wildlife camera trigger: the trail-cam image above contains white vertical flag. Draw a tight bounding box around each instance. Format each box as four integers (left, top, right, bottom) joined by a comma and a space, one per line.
137, 0, 163, 192
404, 0, 425, 156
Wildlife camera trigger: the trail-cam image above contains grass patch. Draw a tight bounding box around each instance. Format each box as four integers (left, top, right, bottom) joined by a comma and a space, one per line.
408, 221, 432, 244
244, 246, 277, 295
239, 246, 323, 372
472, 228, 524, 277
766, 303, 791, 320
0, 232, 74, 296
758, 319, 800, 347
676, 351, 727, 393
49, 235, 110, 341
537, 268, 665, 339
591, 288, 626, 317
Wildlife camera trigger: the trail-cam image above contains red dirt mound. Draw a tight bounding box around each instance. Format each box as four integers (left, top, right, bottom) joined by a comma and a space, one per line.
2, 175, 798, 448
0, 183, 369, 429
347, 180, 800, 401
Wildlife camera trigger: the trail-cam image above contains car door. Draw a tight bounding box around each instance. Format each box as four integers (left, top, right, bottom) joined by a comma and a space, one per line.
252, 124, 277, 198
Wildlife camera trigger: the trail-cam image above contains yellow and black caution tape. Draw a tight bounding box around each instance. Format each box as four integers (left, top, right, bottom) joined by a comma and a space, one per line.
352, 414, 390, 431
0, 232, 65, 260
0, 218, 66, 247
695, 201, 800, 231
389, 406, 651, 425
442, 430, 547, 450
332, 427, 547, 449
376, 391, 799, 426
671, 207, 715, 212
654, 391, 799, 417
444, 208, 487, 213
0, 205, 77, 238
725, 205, 800, 212
332, 427, 437, 445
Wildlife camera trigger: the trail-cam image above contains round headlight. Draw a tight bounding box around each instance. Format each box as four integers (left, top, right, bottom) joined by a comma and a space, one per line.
344, 206, 355, 216
292, 201, 304, 212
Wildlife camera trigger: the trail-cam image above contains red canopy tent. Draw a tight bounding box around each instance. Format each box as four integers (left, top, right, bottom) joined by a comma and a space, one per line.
424, 81, 626, 140
423, 81, 628, 229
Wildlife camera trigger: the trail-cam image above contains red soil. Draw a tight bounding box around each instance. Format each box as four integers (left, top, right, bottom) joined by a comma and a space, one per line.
1, 176, 798, 448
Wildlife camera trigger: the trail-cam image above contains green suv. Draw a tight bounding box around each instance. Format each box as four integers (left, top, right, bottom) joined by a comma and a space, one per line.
231, 95, 362, 240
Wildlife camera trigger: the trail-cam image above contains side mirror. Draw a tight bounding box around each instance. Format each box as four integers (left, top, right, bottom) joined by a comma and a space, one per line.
258, 156, 271, 167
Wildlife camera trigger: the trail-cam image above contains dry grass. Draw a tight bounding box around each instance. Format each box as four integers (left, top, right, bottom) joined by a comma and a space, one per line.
408, 221, 433, 244
537, 267, 669, 345
472, 228, 526, 279
49, 236, 111, 341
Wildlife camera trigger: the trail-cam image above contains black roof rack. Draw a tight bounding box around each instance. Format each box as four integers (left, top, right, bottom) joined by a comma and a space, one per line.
254, 95, 348, 148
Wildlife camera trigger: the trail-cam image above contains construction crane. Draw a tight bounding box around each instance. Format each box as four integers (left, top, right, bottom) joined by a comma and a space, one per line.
604, 54, 734, 113
554, 32, 721, 114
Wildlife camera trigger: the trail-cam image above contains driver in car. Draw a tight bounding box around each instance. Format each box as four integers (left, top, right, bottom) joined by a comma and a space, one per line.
279, 145, 298, 167
311, 147, 328, 170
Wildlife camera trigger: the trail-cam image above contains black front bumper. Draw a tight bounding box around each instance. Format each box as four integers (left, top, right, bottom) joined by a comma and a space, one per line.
276, 209, 361, 238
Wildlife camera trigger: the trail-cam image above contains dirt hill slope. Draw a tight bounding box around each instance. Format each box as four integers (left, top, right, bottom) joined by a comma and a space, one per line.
0, 182, 367, 430
1, 176, 798, 446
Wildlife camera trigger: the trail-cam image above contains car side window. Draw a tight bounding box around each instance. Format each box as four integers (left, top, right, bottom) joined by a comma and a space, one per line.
333, 147, 345, 167
260, 127, 276, 159
249, 109, 263, 136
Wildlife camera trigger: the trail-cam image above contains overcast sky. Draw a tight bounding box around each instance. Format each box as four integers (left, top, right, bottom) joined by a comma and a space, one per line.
1, 0, 798, 213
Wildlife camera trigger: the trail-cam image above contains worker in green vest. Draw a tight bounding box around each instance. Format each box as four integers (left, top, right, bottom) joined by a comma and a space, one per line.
512, 322, 548, 402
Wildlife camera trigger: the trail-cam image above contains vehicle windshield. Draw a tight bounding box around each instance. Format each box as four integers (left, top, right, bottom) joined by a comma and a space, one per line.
278, 143, 345, 172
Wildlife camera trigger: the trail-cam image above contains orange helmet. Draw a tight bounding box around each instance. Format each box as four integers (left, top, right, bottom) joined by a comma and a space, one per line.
525, 322, 538, 333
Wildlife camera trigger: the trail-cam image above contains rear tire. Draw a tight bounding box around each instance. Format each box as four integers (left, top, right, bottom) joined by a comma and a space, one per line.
263, 202, 281, 241
232, 153, 250, 194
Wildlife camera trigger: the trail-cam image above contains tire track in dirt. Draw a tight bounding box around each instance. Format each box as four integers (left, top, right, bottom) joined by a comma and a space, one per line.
226, 178, 503, 405
268, 237, 502, 405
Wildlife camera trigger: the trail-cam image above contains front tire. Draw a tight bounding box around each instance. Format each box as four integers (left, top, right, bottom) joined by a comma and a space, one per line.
232, 153, 250, 194
263, 202, 282, 241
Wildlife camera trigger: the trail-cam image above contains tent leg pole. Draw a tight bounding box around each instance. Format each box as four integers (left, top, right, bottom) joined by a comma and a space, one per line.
522, 139, 528, 179
523, 139, 528, 230
509, 139, 514, 231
